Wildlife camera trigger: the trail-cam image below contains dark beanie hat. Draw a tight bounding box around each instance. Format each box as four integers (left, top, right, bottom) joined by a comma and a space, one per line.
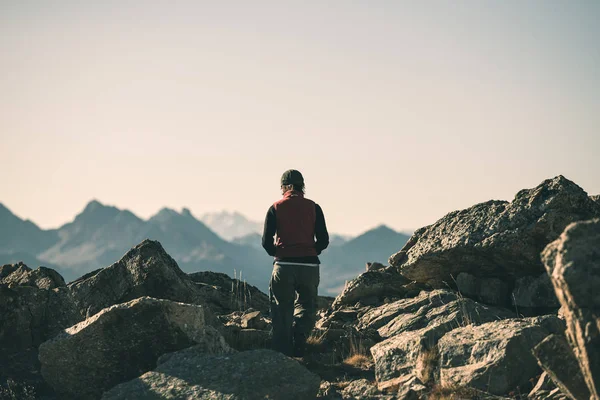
281, 169, 304, 186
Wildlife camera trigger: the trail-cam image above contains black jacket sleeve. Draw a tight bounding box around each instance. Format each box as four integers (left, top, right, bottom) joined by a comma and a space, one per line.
262, 205, 277, 256
315, 204, 329, 255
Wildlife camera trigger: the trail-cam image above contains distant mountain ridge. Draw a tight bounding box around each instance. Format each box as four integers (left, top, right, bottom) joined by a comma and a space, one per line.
0, 201, 409, 294
200, 211, 263, 241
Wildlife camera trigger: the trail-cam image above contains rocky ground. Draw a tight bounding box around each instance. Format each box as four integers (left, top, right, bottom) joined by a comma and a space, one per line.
1, 175, 599, 400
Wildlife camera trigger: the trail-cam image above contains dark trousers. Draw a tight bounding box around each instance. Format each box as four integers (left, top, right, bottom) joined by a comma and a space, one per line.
269, 263, 319, 357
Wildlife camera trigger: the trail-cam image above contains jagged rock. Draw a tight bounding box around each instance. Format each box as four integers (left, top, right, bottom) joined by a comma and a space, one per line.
366, 262, 386, 272
240, 310, 266, 329
0, 282, 81, 394
101, 348, 321, 400
532, 334, 589, 400
369, 290, 514, 389
591, 195, 600, 205
542, 219, 600, 399
189, 271, 270, 314
0, 262, 22, 279
363, 289, 514, 339
217, 310, 272, 351
437, 318, 558, 395
39, 297, 229, 400
1, 263, 66, 289
390, 176, 600, 292
318, 381, 343, 399
529, 372, 569, 400
455, 272, 510, 306
332, 268, 426, 308
512, 273, 560, 314
68, 240, 203, 318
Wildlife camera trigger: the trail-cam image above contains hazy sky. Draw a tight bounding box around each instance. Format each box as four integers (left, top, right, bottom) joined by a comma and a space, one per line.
1, 1, 599, 235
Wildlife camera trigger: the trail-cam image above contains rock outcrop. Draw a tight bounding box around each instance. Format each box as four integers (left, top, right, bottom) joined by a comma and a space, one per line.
389, 176, 600, 305
542, 218, 600, 399
68, 240, 203, 318
0, 266, 81, 392
102, 348, 321, 400
0, 262, 65, 289
39, 297, 229, 400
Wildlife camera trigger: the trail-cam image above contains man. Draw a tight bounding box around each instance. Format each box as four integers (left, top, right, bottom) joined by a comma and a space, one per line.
262, 169, 329, 357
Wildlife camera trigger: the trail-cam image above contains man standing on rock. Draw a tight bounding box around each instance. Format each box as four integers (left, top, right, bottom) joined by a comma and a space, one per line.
262, 169, 329, 357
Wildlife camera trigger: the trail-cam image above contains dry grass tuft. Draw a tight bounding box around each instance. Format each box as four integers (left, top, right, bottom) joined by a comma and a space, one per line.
342, 353, 372, 369
429, 384, 480, 400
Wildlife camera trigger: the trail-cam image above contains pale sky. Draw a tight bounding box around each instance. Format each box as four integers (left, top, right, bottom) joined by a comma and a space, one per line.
1, 1, 599, 236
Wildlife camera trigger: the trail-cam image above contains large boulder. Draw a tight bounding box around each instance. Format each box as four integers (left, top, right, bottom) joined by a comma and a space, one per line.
437, 317, 559, 395
389, 176, 600, 293
0, 280, 81, 393
0, 262, 66, 289
101, 348, 321, 400
39, 297, 230, 400
369, 290, 514, 389
68, 240, 202, 318
542, 218, 600, 399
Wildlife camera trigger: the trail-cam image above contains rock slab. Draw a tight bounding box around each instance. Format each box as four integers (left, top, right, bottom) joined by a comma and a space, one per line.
39, 296, 229, 400
101, 348, 321, 400
542, 218, 600, 399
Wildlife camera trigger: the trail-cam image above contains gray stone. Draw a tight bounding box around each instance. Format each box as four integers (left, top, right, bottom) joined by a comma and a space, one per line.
68, 240, 203, 318
542, 219, 600, 399
437, 318, 552, 395
369, 290, 514, 390
390, 176, 600, 289
39, 297, 230, 400
532, 334, 589, 400
101, 348, 321, 400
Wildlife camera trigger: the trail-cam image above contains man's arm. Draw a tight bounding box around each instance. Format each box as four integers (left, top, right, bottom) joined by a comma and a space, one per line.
262, 205, 277, 256
315, 204, 329, 255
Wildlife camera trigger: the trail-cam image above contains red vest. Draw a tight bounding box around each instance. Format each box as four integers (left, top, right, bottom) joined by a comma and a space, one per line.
273, 191, 317, 258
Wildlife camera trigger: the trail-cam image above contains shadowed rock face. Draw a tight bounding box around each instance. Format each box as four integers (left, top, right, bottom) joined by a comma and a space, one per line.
389, 176, 600, 292
543, 219, 600, 399
101, 348, 321, 400
68, 239, 203, 318
532, 334, 590, 400
0, 264, 81, 393
39, 297, 230, 400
